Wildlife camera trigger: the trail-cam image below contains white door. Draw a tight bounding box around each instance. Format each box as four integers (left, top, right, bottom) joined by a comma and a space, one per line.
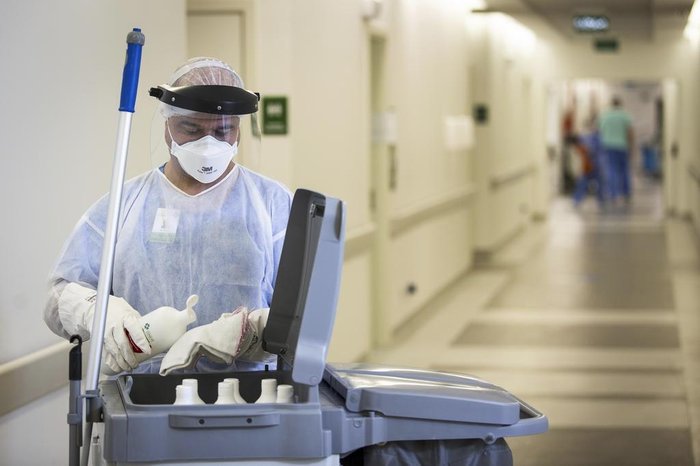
187, 9, 257, 167
187, 12, 245, 76
369, 35, 394, 347
662, 79, 680, 214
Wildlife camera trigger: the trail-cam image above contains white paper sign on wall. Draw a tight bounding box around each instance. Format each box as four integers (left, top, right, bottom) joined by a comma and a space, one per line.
372, 111, 398, 145
444, 115, 475, 152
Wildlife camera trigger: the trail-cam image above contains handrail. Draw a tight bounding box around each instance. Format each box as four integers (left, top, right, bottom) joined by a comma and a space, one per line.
345, 223, 376, 259
391, 185, 478, 237
490, 164, 535, 190
689, 164, 700, 186
0, 341, 71, 417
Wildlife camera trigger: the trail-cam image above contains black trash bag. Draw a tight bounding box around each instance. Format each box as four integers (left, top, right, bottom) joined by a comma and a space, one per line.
342, 438, 513, 466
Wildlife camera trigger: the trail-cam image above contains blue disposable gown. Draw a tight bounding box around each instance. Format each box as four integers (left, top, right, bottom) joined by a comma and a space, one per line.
44, 164, 292, 374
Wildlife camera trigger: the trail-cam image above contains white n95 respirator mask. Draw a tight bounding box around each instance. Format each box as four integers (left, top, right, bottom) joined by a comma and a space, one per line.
170, 135, 238, 184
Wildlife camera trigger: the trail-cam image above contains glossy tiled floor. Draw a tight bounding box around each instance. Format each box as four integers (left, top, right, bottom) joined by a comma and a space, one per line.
369, 177, 700, 465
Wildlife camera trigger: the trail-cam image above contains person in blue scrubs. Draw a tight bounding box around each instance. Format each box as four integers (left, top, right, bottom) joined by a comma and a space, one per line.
598, 96, 634, 204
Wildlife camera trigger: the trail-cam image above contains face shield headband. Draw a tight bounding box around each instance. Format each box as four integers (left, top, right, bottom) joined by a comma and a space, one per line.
149, 84, 260, 116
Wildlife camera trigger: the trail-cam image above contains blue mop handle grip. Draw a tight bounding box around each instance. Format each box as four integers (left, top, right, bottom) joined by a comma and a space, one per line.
118, 28, 145, 113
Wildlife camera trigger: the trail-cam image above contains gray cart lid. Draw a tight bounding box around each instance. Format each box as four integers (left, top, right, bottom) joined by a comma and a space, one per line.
262, 190, 346, 387
324, 363, 522, 425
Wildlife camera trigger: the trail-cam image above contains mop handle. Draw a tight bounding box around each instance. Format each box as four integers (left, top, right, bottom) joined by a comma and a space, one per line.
119, 28, 145, 112
84, 28, 145, 393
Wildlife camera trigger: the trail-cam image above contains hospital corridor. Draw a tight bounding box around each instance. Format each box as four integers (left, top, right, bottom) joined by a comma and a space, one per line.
2, 0, 700, 465
369, 175, 700, 465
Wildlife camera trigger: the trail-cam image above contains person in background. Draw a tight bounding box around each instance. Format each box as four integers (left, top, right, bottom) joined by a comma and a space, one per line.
561, 106, 577, 193
598, 96, 634, 205
573, 118, 608, 209
43, 57, 292, 376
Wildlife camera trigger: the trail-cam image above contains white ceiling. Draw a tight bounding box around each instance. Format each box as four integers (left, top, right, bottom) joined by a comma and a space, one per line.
483, 0, 694, 41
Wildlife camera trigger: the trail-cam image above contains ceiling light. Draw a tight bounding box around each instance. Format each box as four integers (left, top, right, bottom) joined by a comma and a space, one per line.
572, 15, 610, 33
685, 0, 700, 43
466, 0, 487, 12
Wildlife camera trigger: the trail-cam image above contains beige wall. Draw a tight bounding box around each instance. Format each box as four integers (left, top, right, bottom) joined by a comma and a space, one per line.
0, 0, 186, 364
251, 0, 373, 361
251, 0, 477, 353
380, 0, 475, 338
470, 13, 543, 252
0, 1, 186, 461
683, 40, 700, 235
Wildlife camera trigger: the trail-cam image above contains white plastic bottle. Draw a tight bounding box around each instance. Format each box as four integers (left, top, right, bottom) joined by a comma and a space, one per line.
181, 378, 205, 404
127, 295, 198, 363
255, 378, 278, 404
223, 378, 247, 404
276, 384, 294, 404
173, 384, 205, 405
215, 382, 238, 405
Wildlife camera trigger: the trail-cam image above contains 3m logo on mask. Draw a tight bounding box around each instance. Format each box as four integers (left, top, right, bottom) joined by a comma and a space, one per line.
170, 134, 238, 183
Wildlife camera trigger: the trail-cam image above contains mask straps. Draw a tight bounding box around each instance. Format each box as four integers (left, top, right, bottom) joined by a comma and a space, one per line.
166, 121, 178, 148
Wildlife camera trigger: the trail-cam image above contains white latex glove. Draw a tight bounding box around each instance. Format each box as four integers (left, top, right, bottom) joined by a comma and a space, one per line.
159, 307, 269, 376
58, 283, 151, 374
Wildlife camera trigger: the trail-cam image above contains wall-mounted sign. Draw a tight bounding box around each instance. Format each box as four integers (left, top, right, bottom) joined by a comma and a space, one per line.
594, 37, 619, 53
473, 104, 489, 125
372, 111, 398, 145
573, 15, 610, 33
262, 96, 288, 135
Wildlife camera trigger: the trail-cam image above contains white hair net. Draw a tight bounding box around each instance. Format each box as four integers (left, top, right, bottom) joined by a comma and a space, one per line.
169, 57, 244, 87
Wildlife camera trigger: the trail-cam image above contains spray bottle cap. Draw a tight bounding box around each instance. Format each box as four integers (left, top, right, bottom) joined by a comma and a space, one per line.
183, 295, 198, 325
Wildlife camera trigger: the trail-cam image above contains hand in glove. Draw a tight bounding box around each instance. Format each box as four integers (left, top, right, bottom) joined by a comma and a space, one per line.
159, 307, 269, 376
58, 283, 151, 375
239, 307, 270, 361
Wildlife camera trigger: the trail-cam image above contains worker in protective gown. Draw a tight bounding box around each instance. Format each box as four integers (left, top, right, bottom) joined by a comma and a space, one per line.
43, 58, 292, 376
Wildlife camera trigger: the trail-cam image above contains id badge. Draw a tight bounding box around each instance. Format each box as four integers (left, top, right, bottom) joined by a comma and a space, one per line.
150, 208, 180, 243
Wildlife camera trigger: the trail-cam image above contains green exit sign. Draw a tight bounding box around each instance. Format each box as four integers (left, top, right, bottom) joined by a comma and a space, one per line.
594, 38, 619, 53
262, 96, 288, 135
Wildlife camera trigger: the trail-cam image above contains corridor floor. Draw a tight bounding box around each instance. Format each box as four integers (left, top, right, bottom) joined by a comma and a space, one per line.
368, 177, 700, 466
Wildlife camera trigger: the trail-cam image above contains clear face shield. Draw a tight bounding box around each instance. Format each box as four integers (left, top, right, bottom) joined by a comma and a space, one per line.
149, 83, 262, 182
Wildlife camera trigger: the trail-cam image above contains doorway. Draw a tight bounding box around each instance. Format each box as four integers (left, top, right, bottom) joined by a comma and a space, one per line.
186, 2, 256, 168
546, 79, 671, 216
369, 34, 394, 347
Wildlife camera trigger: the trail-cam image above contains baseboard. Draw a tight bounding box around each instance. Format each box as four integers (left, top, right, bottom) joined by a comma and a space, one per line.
473, 223, 526, 267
